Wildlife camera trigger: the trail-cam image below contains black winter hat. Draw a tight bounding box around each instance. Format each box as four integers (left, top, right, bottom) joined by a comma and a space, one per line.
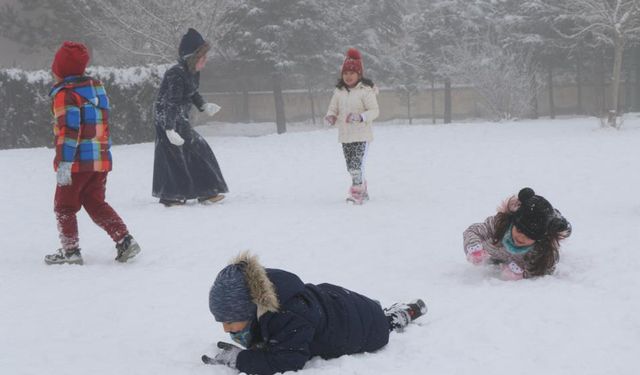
513, 187, 555, 241
179, 28, 206, 58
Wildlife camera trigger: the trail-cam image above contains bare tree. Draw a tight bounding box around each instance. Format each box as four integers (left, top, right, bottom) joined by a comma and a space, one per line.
441, 40, 541, 121
532, 0, 640, 128
75, 0, 230, 64
0, 0, 97, 51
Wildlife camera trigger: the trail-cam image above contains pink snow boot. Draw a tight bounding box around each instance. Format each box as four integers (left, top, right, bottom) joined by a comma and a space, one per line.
362, 181, 369, 201
347, 184, 366, 205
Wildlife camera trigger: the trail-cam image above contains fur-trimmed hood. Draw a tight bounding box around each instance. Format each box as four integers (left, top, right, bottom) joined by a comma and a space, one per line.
231, 252, 280, 318
181, 42, 210, 73
209, 251, 280, 322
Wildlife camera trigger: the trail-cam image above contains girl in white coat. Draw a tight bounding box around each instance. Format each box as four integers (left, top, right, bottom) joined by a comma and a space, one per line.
325, 48, 380, 204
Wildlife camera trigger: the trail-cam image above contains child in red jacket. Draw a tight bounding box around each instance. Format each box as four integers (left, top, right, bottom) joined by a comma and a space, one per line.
44, 41, 141, 265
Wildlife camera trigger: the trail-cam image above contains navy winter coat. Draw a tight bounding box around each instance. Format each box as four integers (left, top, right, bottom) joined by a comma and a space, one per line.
236, 269, 390, 375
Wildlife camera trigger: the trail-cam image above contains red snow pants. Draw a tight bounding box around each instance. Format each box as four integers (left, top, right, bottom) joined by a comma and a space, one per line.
54, 172, 128, 250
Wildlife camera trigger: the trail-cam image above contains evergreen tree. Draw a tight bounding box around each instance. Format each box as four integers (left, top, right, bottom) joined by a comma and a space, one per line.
339, 0, 405, 84
0, 0, 94, 51
412, 0, 489, 122
219, 0, 339, 133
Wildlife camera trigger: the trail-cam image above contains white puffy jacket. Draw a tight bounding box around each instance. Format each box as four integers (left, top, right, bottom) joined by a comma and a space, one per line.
326, 82, 379, 143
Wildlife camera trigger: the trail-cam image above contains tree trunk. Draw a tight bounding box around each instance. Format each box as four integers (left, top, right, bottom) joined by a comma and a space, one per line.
307, 80, 316, 125
624, 63, 633, 113
407, 90, 412, 125
236, 77, 250, 123
528, 64, 538, 119
444, 78, 452, 124
599, 50, 607, 115
576, 52, 583, 115
272, 75, 287, 134
431, 79, 436, 124
241, 88, 250, 123
635, 46, 640, 111
609, 34, 624, 128
547, 64, 555, 119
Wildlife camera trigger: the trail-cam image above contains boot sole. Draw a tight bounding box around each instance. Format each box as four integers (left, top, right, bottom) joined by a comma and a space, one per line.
346, 197, 364, 205
160, 199, 187, 207
199, 195, 225, 204
44, 258, 84, 265
408, 299, 427, 319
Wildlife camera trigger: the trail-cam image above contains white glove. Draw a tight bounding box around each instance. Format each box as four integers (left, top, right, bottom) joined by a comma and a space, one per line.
211, 342, 241, 368
466, 244, 490, 265
166, 129, 184, 146
501, 262, 525, 281
324, 115, 337, 126
56, 162, 73, 186
204, 103, 221, 117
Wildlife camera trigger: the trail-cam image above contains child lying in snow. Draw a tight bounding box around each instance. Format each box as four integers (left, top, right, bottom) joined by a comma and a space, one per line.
204, 252, 426, 374
463, 187, 571, 280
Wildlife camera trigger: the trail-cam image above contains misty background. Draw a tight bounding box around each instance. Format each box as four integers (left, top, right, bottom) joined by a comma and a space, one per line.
1, 0, 639, 148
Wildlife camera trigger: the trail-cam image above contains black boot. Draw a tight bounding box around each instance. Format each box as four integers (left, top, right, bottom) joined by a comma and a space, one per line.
384, 299, 427, 331
44, 248, 83, 265
115, 234, 141, 262
159, 198, 186, 207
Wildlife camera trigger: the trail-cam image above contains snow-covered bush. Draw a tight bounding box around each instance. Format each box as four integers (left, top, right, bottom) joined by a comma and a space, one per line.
0, 65, 168, 149
441, 41, 540, 121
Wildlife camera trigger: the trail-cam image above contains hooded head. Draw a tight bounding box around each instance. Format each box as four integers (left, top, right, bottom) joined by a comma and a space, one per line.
513, 187, 565, 241
341, 48, 364, 77
209, 252, 279, 323
178, 28, 211, 73
52, 41, 90, 79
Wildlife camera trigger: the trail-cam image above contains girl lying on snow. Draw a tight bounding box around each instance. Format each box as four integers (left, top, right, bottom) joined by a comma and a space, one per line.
204, 252, 426, 374
463, 187, 572, 280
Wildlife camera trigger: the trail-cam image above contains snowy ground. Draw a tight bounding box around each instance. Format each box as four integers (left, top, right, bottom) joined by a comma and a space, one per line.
1, 116, 639, 375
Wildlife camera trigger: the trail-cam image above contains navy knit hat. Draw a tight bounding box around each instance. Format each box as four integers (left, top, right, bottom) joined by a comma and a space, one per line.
513, 187, 555, 241
209, 262, 257, 322
179, 28, 206, 58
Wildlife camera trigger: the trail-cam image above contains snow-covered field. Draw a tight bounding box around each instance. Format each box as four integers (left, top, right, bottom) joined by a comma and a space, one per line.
1, 116, 639, 375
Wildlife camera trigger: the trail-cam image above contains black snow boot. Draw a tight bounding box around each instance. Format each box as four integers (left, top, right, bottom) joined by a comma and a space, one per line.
115, 234, 141, 263
384, 299, 427, 331
44, 248, 83, 265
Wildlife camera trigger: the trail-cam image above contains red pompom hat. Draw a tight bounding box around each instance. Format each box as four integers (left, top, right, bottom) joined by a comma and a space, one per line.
341, 48, 364, 76
51, 41, 90, 78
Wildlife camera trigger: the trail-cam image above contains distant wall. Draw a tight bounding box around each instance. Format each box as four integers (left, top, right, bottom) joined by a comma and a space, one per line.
199, 81, 636, 124
1, 64, 637, 149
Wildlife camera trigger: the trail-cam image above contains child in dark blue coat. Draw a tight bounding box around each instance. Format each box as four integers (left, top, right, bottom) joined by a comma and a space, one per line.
152, 28, 228, 206
205, 252, 426, 375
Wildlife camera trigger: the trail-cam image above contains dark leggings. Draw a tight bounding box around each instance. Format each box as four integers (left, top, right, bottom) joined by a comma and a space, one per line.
342, 142, 368, 185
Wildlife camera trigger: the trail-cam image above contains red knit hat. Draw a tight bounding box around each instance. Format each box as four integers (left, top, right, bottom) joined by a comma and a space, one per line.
51, 41, 90, 78
341, 48, 363, 76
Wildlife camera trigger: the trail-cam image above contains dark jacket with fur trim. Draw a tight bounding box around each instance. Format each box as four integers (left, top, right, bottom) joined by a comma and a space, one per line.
236, 267, 390, 375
